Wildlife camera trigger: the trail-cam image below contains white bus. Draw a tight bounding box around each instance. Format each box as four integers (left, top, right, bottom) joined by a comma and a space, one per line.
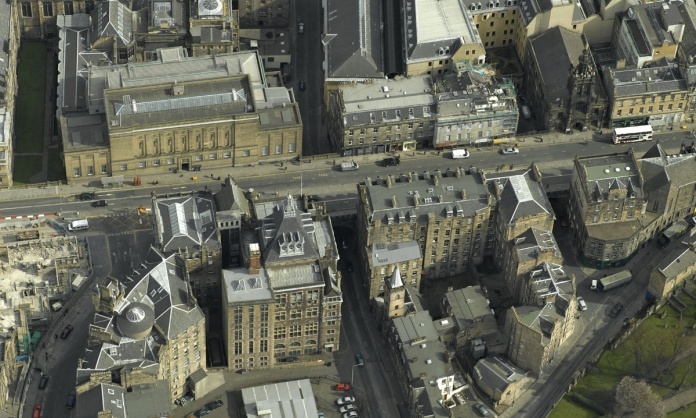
67, 219, 89, 231
612, 125, 653, 144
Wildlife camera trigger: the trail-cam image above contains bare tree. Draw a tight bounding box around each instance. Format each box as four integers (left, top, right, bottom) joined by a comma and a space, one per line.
676, 352, 696, 390
646, 337, 669, 381
614, 376, 666, 418
624, 326, 649, 376
663, 324, 687, 372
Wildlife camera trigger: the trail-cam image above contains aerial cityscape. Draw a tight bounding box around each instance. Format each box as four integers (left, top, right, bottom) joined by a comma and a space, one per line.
2, 0, 696, 417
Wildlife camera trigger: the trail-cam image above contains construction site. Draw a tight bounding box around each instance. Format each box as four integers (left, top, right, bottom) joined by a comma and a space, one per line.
0, 218, 89, 355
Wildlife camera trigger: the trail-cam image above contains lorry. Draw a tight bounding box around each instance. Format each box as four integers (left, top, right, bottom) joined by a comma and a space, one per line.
71, 274, 86, 291
452, 149, 470, 159
340, 161, 359, 172
657, 219, 690, 248
591, 269, 632, 291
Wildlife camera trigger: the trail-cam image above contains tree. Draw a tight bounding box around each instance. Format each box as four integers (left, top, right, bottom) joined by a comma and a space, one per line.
676, 352, 696, 390
624, 326, 649, 376
663, 324, 688, 372
614, 376, 666, 418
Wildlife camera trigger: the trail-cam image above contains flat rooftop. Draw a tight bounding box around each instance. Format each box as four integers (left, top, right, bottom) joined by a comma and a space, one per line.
223, 268, 273, 304
242, 379, 319, 418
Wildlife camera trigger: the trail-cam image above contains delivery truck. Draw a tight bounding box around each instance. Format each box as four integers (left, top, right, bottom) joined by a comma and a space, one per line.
340, 161, 359, 172
591, 269, 632, 291
452, 149, 470, 159
657, 219, 689, 248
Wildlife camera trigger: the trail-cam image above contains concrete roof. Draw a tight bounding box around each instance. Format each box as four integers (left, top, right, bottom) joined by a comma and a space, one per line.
369, 241, 421, 268
267, 262, 325, 291
61, 113, 110, 152
404, 0, 482, 63
242, 379, 319, 418
223, 267, 273, 304
363, 168, 491, 225
608, 62, 688, 98
577, 153, 643, 200
323, 0, 384, 80
155, 193, 220, 253
338, 76, 436, 129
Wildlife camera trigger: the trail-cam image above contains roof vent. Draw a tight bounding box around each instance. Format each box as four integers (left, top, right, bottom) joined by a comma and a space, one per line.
615, 167, 621, 172
173, 84, 185, 95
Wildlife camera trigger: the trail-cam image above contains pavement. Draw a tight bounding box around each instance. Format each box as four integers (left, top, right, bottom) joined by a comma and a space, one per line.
663, 387, 696, 413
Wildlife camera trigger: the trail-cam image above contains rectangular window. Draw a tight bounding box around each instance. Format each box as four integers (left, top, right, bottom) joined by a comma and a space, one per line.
64, 2, 74, 15
195, 155, 203, 161
153, 159, 160, 166
42, 2, 53, 16
139, 161, 146, 168
209, 153, 217, 160
168, 158, 175, 165
101, 164, 108, 174
120, 164, 127, 171
275, 145, 282, 154
73, 168, 81, 177
223, 151, 232, 158
21, 2, 32, 17
288, 143, 296, 153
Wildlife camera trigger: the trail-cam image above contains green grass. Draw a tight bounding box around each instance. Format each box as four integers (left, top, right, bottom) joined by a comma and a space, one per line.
549, 398, 599, 418
15, 42, 47, 154
47, 148, 65, 182
13, 155, 43, 184
669, 403, 696, 418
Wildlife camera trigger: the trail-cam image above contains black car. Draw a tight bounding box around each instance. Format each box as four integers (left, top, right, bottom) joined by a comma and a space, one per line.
91, 200, 108, 207
609, 303, 624, 318
381, 157, 400, 167
66, 391, 77, 409
78, 192, 96, 201
39, 375, 49, 389
60, 324, 74, 339
347, 261, 353, 272
206, 400, 224, 410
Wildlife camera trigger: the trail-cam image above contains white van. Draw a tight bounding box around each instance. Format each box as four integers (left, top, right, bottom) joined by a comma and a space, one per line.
68, 219, 89, 231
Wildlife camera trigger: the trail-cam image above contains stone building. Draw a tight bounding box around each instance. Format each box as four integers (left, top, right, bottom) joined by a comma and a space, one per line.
524, 27, 607, 132
611, 2, 684, 69
58, 48, 302, 182
647, 239, 696, 302
441, 286, 501, 352
327, 76, 436, 156
76, 381, 172, 417
0, 0, 20, 187
80, 248, 207, 402
473, 355, 529, 410
504, 295, 577, 375
401, 0, 486, 77
238, 0, 290, 28
483, 166, 555, 269
675, 1, 696, 124
356, 168, 494, 299
189, 0, 240, 57
152, 191, 222, 319
221, 195, 343, 370
386, 311, 458, 418
213, 175, 251, 268
366, 241, 422, 305
568, 150, 652, 268
433, 70, 518, 148
638, 143, 696, 232
518, 261, 575, 307
0, 329, 19, 413
502, 227, 563, 304
603, 59, 689, 129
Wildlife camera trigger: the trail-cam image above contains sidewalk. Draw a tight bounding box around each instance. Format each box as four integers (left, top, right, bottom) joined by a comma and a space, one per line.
662, 386, 696, 413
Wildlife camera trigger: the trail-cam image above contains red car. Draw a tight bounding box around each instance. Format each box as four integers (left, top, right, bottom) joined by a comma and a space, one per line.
335, 382, 352, 391
33, 405, 41, 418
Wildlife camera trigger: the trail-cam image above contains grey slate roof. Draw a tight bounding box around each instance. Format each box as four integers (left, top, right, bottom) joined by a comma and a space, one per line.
323, 0, 384, 80
155, 193, 220, 253
89, 0, 134, 47
369, 241, 422, 268
525, 262, 574, 303
657, 244, 696, 282
528, 26, 586, 104
473, 355, 526, 400
512, 227, 562, 264
75, 381, 172, 418
608, 62, 687, 98
214, 176, 251, 222
404, 0, 481, 63
259, 195, 320, 265
486, 168, 553, 224
76, 383, 127, 418
639, 143, 696, 192
443, 286, 494, 324
364, 168, 491, 225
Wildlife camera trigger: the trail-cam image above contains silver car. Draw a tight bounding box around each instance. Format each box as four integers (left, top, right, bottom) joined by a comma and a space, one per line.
501, 146, 519, 155
339, 404, 357, 413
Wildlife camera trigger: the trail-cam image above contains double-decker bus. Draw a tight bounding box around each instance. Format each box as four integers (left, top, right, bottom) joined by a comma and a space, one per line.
612, 125, 653, 144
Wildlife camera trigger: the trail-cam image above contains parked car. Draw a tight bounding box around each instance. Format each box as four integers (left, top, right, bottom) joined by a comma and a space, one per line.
298, 22, 304, 34
195, 407, 212, 417
66, 390, 77, 408
318, 413, 325, 418
33, 405, 41, 418
577, 297, 588, 311
336, 396, 356, 405
237, 368, 249, 374
347, 261, 353, 272
609, 303, 624, 318
205, 400, 224, 410
60, 324, 74, 339
78, 192, 96, 201
340, 404, 358, 413
381, 157, 400, 167
280, 356, 299, 363
38, 375, 49, 389
299, 81, 306, 91
474, 403, 490, 416
500, 146, 519, 155
342, 412, 359, 418
355, 352, 364, 367
335, 382, 352, 391
91, 200, 108, 207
